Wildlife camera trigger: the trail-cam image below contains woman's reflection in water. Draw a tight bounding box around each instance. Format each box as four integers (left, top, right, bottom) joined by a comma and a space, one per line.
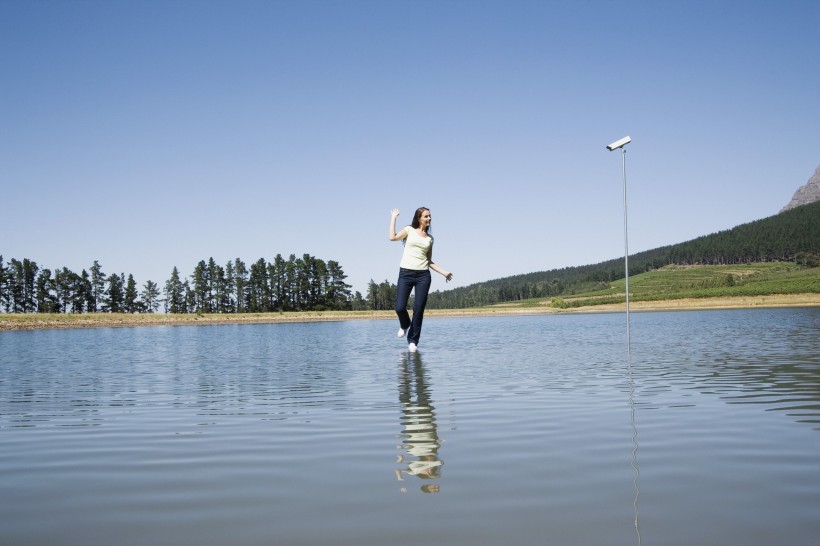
395, 351, 442, 494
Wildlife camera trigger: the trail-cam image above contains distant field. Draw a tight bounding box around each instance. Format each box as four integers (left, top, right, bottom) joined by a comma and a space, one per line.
495, 263, 820, 309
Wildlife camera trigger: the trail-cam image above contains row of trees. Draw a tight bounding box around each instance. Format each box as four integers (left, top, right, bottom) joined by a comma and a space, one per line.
0, 254, 362, 314
0, 258, 160, 314
162, 255, 359, 314
365, 279, 399, 311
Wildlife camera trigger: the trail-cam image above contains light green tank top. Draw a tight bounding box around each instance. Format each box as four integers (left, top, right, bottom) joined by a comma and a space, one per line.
399, 226, 433, 270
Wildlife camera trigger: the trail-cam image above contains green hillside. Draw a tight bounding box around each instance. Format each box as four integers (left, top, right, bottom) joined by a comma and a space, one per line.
549, 262, 819, 309
427, 201, 820, 309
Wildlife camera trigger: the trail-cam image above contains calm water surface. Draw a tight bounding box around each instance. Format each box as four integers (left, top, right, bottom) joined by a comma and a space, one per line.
1, 308, 819, 545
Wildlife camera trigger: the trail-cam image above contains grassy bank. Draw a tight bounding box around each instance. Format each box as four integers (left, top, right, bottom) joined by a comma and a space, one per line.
0, 310, 398, 331
2, 264, 818, 331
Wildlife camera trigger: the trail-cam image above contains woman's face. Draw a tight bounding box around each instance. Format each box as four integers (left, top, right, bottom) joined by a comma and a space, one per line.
418, 209, 431, 228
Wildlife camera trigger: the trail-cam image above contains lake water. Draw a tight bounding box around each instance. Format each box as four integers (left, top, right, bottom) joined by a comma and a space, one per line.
1, 308, 819, 545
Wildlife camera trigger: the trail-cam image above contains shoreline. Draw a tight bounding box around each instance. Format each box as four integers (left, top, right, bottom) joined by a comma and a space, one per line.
1, 293, 818, 331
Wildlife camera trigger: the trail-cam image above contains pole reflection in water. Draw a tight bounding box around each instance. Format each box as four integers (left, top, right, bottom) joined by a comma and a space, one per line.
395, 352, 442, 494
628, 347, 642, 545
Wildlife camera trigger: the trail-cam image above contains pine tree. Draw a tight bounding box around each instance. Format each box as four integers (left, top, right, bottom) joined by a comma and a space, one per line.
191, 260, 210, 313
22, 259, 39, 312
183, 280, 195, 314
72, 270, 91, 313
0, 255, 9, 312
247, 258, 270, 312
234, 258, 248, 313
207, 258, 219, 312
224, 260, 236, 313
211, 263, 228, 313
140, 280, 161, 313
36, 268, 58, 313
89, 261, 105, 312
123, 274, 139, 313
102, 273, 124, 313
164, 267, 185, 314
286, 254, 298, 310
270, 254, 286, 312
54, 267, 74, 313
351, 291, 367, 311
327, 260, 351, 309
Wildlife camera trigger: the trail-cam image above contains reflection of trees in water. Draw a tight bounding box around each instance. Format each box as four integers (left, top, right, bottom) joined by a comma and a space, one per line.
395, 352, 442, 493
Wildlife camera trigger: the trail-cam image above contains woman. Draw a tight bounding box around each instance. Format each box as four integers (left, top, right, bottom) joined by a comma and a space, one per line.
389, 207, 453, 352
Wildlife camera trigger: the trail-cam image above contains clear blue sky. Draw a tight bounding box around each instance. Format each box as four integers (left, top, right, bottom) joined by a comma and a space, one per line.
2, 0, 818, 296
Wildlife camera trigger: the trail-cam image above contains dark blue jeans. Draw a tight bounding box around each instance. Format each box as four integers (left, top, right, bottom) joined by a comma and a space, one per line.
395, 268, 432, 345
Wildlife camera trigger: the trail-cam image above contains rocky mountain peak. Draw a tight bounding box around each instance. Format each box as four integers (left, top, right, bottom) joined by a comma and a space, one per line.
781, 165, 820, 212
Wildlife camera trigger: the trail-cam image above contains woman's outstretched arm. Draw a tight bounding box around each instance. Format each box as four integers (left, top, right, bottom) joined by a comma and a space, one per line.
389, 208, 407, 241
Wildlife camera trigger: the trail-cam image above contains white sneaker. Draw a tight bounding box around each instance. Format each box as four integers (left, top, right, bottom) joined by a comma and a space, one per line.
397, 328, 405, 338
408, 343, 417, 353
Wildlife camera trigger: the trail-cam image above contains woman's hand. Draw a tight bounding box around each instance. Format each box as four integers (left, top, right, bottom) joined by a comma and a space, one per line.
389, 209, 404, 240
444, 272, 453, 282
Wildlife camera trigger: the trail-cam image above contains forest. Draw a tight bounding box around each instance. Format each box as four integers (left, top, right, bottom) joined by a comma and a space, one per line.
3, 201, 818, 315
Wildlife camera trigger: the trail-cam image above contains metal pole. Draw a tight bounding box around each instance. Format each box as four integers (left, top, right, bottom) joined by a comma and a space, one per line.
607, 137, 639, 544
621, 147, 631, 351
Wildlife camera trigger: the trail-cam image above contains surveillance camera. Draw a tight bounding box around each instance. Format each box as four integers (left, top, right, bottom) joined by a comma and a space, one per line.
606, 136, 632, 151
